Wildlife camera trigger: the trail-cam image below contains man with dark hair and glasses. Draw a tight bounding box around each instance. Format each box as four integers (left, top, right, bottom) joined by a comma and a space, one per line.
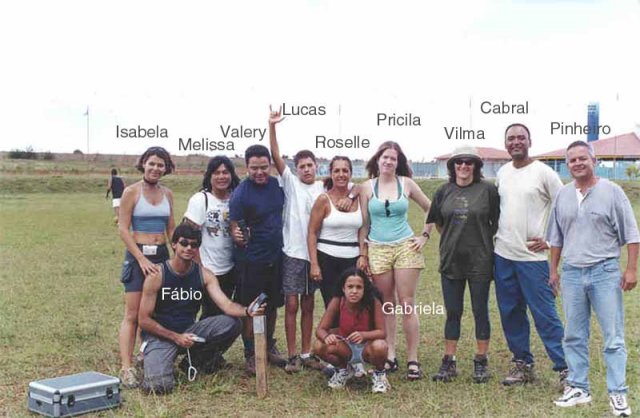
138, 222, 264, 394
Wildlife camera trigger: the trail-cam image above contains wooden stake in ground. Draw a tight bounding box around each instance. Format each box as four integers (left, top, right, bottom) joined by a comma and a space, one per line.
253, 315, 267, 398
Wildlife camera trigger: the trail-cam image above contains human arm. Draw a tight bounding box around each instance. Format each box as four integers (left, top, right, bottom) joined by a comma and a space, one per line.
316, 297, 340, 344
406, 178, 433, 251
165, 187, 176, 246
347, 299, 385, 344
117, 185, 160, 275
268, 105, 287, 175
202, 267, 265, 316
357, 181, 372, 274
335, 184, 360, 212
138, 269, 194, 348
548, 246, 562, 296
622, 243, 638, 291
308, 195, 329, 281
106, 177, 112, 198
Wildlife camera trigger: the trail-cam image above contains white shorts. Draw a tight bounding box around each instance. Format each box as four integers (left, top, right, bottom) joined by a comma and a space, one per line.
112, 198, 121, 208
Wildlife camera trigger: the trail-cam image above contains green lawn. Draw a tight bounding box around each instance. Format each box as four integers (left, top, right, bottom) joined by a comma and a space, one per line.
0, 177, 638, 417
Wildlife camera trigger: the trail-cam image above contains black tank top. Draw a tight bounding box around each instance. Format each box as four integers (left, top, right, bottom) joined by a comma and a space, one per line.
111, 176, 125, 199
153, 261, 204, 333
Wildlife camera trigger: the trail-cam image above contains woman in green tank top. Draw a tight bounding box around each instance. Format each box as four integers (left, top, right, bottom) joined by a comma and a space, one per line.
359, 141, 434, 380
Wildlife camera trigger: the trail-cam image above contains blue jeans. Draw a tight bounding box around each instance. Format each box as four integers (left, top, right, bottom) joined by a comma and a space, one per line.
494, 254, 566, 370
561, 258, 627, 394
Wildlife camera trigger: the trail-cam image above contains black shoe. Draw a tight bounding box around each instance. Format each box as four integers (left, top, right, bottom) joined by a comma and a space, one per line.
472, 355, 490, 384
384, 358, 399, 373
432, 355, 458, 382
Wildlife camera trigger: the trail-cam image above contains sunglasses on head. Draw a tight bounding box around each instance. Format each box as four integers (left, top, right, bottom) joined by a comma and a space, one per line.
454, 159, 475, 166
178, 239, 200, 249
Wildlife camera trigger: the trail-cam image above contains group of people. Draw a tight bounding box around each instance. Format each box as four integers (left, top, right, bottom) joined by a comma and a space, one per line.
109, 114, 638, 415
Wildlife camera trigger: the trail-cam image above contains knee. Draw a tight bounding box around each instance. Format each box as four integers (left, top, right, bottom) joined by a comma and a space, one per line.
221, 316, 242, 339
446, 308, 463, 322
285, 299, 299, 315
301, 295, 314, 312
313, 340, 327, 357
369, 339, 388, 357
398, 295, 415, 307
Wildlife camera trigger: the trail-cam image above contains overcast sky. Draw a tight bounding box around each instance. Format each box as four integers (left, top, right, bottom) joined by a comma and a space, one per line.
1, 0, 638, 161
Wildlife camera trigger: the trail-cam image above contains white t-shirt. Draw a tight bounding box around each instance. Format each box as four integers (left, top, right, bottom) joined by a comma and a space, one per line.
494, 160, 563, 262
281, 166, 324, 261
183, 191, 234, 275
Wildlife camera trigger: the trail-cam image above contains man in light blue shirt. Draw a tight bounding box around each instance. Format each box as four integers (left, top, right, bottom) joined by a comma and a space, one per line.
547, 140, 638, 416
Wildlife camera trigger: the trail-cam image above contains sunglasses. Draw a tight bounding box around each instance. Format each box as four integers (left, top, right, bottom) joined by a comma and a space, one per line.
178, 239, 200, 249
454, 159, 475, 166
384, 200, 391, 217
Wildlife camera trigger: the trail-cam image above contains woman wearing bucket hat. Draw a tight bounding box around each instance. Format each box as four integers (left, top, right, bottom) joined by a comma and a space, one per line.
426, 145, 500, 384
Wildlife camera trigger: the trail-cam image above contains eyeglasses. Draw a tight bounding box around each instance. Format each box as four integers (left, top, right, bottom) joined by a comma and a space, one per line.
384, 200, 390, 217
178, 239, 200, 249
454, 159, 475, 166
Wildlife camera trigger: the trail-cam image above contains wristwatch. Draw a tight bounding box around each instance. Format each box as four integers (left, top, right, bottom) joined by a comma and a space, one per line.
348, 192, 356, 200
422, 231, 430, 239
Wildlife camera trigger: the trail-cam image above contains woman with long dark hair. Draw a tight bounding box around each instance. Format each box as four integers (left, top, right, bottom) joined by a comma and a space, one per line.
360, 141, 433, 380
308, 156, 365, 307
117, 146, 176, 387
184, 155, 241, 318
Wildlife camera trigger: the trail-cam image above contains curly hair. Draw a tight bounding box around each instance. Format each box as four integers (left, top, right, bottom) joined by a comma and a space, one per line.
333, 267, 381, 317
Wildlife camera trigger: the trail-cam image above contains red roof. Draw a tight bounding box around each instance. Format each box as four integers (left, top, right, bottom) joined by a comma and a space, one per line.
435, 146, 510, 161
535, 132, 640, 159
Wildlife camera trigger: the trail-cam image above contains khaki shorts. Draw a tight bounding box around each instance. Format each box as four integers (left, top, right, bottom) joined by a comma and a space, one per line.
368, 239, 425, 275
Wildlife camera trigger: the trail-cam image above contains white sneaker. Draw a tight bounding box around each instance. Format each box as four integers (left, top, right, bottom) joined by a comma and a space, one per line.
371, 370, 391, 393
609, 393, 631, 417
328, 368, 353, 389
554, 386, 592, 407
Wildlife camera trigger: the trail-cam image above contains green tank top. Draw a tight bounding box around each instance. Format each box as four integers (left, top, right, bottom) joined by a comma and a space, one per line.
367, 177, 414, 243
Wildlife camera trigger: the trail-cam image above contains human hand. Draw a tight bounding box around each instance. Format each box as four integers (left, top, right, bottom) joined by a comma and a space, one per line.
174, 333, 195, 348
347, 332, 363, 344
526, 237, 549, 253
548, 271, 560, 296
137, 257, 160, 276
324, 334, 338, 345
269, 105, 286, 125
621, 269, 637, 292
408, 236, 428, 252
310, 263, 322, 282
356, 255, 370, 276
335, 197, 353, 212
232, 225, 249, 247
247, 296, 267, 317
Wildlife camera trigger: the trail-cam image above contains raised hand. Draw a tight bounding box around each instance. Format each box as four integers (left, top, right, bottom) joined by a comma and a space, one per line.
269, 105, 286, 125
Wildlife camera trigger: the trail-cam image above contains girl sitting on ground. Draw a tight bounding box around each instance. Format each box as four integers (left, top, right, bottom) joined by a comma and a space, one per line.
314, 268, 390, 393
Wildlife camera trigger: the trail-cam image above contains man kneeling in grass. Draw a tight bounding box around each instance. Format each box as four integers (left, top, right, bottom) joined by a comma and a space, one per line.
138, 222, 264, 394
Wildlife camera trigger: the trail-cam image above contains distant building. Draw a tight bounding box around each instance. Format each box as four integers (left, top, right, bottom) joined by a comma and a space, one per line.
587, 102, 600, 142
434, 147, 511, 179
535, 132, 640, 179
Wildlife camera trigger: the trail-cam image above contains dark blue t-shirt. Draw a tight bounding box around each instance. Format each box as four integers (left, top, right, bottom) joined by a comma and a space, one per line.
229, 176, 284, 263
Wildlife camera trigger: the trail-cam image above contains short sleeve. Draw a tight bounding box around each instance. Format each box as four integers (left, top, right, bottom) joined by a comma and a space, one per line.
229, 186, 243, 222
613, 185, 640, 244
545, 196, 563, 247
426, 186, 444, 226
183, 192, 207, 226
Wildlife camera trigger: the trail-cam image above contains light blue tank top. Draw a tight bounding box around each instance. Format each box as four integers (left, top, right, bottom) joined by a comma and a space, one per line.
368, 177, 414, 243
131, 191, 170, 233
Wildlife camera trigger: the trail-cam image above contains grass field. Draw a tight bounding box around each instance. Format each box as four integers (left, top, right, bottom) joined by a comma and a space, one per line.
0, 175, 638, 417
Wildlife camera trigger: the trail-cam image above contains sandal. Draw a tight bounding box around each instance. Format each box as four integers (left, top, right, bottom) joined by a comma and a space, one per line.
407, 361, 423, 381
384, 358, 399, 373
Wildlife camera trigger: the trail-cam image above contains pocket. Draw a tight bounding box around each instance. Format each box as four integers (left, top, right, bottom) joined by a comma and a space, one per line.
120, 257, 134, 283
602, 259, 620, 272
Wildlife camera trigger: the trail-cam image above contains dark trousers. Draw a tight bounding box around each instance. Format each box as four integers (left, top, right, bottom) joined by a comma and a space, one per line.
441, 275, 491, 341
